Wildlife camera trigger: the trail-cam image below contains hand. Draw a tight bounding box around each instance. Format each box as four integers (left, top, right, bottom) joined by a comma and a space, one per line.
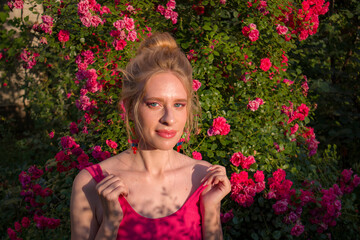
200, 165, 231, 207
95, 174, 129, 226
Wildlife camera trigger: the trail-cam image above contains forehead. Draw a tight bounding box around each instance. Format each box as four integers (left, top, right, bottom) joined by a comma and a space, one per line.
144, 72, 188, 99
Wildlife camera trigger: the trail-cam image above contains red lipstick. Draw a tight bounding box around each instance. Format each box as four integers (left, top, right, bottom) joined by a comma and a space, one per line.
156, 129, 177, 139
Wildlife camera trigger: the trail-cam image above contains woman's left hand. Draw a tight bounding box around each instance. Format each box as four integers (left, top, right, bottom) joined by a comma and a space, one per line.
200, 165, 231, 206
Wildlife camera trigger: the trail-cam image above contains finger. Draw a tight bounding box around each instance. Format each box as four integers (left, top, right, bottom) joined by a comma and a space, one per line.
96, 175, 116, 191
99, 179, 128, 200
108, 184, 129, 197
96, 176, 123, 193
206, 170, 230, 185
202, 170, 224, 186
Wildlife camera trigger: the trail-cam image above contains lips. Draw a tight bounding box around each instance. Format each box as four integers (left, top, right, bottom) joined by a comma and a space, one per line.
156, 129, 177, 139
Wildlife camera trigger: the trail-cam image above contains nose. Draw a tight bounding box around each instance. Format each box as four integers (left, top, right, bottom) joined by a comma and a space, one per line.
160, 105, 175, 126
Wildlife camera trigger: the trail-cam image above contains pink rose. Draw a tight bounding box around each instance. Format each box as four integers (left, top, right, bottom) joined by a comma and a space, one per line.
192, 151, 202, 160
295, 103, 309, 121
58, 30, 70, 43
113, 19, 125, 30
21, 217, 30, 228
171, 11, 178, 24
124, 16, 135, 31
207, 117, 231, 136
157, 5, 165, 15
260, 58, 272, 71
77, 0, 90, 15
254, 170, 264, 182
91, 15, 102, 27
290, 123, 299, 135
248, 29, 259, 41
242, 26, 250, 37
7, 228, 16, 240
273, 199, 288, 214
242, 156, 256, 169
49, 131, 55, 139
220, 0, 226, 4
192, 79, 201, 91
230, 152, 245, 167
249, 23, 257, 30
14, 0, 24, 9
220, 210, 233, 223
247, 99, 259, 110
14, 221, 21, 232
247, 98, 264, 111
276, 24, 288, 35
106, 139, 118, 149
80, 16, 92, 27
70, 122, 79, 134
76, 95, 92, 111
291, 223, 305, 237
283, 78, 294, 85
166, 0, 176, 10
127, 30, 137, 42
61, 136, 77, 149
113, 39, 127, 51
41, 15, 53, 25
164, 9, 172, 19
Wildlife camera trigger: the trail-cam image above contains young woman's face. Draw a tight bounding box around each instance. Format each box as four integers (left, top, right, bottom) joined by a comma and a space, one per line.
137, 72, 188, 150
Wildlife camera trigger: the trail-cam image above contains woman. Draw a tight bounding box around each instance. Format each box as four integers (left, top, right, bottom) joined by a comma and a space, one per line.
70, 32, 231, 240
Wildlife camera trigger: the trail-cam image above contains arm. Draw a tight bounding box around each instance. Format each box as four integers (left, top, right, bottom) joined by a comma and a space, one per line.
200, 202, 223, 240
71, 169, 100, 240
200, 165, 231, 240
71, 170, 128, 240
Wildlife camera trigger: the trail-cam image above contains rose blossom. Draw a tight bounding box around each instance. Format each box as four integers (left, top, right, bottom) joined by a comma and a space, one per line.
192, 79, 201, 91
260, 58, 272, 71
113, 19, 125, 30
207, 117, 231, 136
220, 210, 233, 223
21, 217, 30, 228
113, 39, 127, 51
124, 16, 135, 31
254, 170, 264, 182
49, 131, 54, 138
276, 24, 288, 35
192, 151, 202, 160
247, 98, 264, 111
166, 0, 176, 10
127, 30, 137, 42
273, 199, 288, 214
291, 222, 305, 237
58, 30, 69, 43
248, 29, 259, 41
106, 139, 118, 149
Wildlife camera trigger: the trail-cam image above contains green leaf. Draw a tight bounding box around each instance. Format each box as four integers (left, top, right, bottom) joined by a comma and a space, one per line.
272, 231, 282, 239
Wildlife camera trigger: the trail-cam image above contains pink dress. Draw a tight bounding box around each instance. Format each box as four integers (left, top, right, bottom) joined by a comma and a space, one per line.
85, 164, 206, 239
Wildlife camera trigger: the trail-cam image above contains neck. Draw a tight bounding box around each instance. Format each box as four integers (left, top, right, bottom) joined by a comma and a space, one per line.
133, 149, 176, 176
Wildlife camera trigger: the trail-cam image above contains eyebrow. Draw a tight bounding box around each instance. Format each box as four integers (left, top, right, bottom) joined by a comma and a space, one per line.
144, 97, 188, 102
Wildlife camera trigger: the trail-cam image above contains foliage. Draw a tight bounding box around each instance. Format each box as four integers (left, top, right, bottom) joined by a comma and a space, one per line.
1, 0, 359, 239
292, 0, 360, 172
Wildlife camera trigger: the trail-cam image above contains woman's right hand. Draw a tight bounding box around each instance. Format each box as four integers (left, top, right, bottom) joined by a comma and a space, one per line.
95, 174, 129, 226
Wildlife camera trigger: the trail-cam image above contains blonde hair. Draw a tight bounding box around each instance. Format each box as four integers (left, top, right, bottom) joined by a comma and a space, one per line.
120, 32, 199, 145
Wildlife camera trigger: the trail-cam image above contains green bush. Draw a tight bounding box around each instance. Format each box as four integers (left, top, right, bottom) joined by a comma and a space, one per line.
1, 0, 359, 239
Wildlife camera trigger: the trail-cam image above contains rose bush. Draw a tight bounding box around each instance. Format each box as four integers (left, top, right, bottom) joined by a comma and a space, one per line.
1, 0, 359, 239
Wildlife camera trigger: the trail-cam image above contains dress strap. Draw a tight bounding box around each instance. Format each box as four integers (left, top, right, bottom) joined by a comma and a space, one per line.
84, 164, 105, 183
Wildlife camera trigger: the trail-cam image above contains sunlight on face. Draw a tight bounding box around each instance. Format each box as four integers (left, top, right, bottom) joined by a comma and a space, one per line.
137, 72, 188, 151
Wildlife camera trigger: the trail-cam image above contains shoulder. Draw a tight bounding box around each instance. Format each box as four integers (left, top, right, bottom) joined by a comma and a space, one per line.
72, 168, 97, 197
97, 150, 133, 172
177, 152, 213, 183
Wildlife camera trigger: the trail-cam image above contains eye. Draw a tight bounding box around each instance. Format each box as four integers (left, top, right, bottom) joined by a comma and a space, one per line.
174, 103, 186, 108
146, 102, 159, 108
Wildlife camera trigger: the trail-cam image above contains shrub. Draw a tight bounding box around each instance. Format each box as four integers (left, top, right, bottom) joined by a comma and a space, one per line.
1, 0, 359, 239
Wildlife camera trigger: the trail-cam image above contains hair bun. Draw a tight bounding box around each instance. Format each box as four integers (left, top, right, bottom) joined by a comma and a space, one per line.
137, 32, 178, 54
